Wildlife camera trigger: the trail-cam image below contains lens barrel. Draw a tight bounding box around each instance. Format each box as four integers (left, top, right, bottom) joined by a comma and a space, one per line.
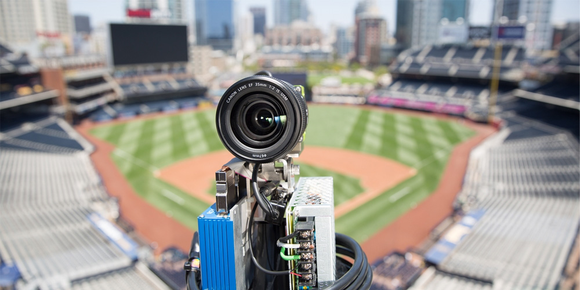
216, 74, 308, 163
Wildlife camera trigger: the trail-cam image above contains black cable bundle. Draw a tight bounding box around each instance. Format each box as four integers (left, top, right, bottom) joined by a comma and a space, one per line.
329, 233, 373, 290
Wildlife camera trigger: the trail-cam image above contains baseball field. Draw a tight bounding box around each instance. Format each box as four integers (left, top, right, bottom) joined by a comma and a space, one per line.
89, 105, 475, 244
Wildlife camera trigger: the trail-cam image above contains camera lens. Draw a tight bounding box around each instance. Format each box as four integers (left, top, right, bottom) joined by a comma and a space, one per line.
216, 74, 308, 162
252, 109, 276, 132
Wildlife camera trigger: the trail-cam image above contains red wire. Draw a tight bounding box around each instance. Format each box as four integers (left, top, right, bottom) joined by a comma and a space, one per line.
290, 272, 302, 277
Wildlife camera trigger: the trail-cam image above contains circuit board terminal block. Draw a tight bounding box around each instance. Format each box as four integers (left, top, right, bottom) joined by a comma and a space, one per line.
285, 177, 335, 289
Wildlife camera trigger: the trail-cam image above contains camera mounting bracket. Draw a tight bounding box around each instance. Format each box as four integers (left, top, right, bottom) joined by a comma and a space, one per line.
215, 156, 299, 214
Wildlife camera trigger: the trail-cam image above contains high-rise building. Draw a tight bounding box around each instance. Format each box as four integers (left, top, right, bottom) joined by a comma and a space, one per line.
0, 0, 73, 55
395, 0, 414, 49
493, 0, 553, 52
354, 0, 387, 66
195, 0, 235, 51
250, 7, 266, 36
273, 0, 309, 26
395, 0, 469, 49
0, 0, 37, 44
442, 0, 468, 21
74, 15, 91, 35
125, 0, 186, 24
335, 27, 354, 59
265, 21, 322, 47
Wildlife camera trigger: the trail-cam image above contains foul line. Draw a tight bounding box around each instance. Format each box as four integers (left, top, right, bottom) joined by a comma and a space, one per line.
113, 149, 193, 206
412, 147, 453, 170
388, 187, 411, 202
113, 148, 159, 173
161, 189, 185, 205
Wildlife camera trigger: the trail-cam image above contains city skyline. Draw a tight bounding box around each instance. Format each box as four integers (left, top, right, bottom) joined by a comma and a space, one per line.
69, 0, 580, 35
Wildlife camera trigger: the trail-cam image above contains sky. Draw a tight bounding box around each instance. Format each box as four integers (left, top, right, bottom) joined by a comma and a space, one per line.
70, 0, 580, 35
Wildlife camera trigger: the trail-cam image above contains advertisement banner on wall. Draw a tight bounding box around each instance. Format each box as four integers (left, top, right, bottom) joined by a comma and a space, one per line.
469, 26, 492, 40
439, 23, 469, 44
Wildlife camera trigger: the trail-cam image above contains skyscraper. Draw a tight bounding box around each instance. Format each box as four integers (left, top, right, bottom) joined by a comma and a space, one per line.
395, 0, 414, 49
441, 0, 468, 21
250, 7, 266, 36
395, 0, 469, 49
273, 0, 309, 26
74, 15, 91, 35
354, 0, 387, 66
0, 0, 73, 55
493, 0, 553, 52
335, 27, 354, 59
195, 0, 235, 51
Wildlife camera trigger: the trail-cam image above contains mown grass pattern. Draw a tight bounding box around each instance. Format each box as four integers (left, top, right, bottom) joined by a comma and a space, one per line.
90, 106, 474, 242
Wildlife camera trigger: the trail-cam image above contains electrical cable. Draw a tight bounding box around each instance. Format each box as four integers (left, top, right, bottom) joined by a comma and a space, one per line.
186, 270, 200, 290
279, 247, 300, 261
251, 163, 274, 217
276, 232, 300, 249
185, 232, 201, 290
279, 232, 299, 242
327, 233, 373, 290
248, 202, 292, 276
277, 241, 300, 249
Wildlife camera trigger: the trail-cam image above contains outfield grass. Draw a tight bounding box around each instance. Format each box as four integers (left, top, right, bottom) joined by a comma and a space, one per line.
90, 105, 474, 242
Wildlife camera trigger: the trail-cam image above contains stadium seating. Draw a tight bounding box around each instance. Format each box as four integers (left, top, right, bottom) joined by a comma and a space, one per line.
391, 44, 525, 82
368, 44, 526, 121
370, 252, 422, 290
427, 114, 580, 289
70, 265, 167, 290
114, 69, 206, 102
0, 117, 167, 289
367, 79, 491, 118
409, 268, 492, 290
89, 96, 205, 122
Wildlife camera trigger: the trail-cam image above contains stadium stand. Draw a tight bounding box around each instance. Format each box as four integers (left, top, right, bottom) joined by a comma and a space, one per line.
0, 117, 168, 289
367, 80, 492, 118
0, 43, 59, 112
70, 264, 169, 290
113, 69, 206, 104
149, 247, 189, 290
370, 252, 422, 290
541, 28, 579, 72
33, 55, 120, 117
391, 44, 525, 82
88, 96, 206, 122
385, 33, 580, 288
417, 111, 580, 289
409, 268, 492, 290
511, 29, 580, 133
368, 44, 525, 121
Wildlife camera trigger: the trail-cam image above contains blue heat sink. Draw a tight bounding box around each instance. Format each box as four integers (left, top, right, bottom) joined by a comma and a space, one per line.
198, 204, 237, 290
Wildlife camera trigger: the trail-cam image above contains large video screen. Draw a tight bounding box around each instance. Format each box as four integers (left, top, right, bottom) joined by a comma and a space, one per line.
109, 23, 188, 66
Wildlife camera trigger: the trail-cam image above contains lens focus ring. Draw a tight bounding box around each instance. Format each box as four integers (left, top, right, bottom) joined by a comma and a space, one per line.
215, 75, 308, 163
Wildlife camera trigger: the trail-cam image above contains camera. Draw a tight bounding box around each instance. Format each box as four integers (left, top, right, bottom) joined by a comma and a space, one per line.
215, 71, 308, 162
186, 72, 372, 290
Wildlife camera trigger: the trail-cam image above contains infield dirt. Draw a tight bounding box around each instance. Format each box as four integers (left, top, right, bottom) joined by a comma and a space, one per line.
157, 146, 416, 218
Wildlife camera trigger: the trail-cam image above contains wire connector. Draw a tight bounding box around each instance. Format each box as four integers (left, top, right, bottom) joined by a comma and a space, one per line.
184, 258, 200, 272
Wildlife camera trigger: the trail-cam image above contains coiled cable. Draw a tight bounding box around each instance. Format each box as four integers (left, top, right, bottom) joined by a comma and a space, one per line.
328, 233, 373, 290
